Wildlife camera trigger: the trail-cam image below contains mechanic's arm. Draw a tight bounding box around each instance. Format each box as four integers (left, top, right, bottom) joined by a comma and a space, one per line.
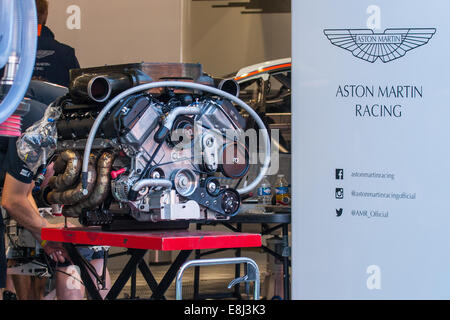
1, 173, 49, 242
1, 174, 68, 263
27, 183, 40, 214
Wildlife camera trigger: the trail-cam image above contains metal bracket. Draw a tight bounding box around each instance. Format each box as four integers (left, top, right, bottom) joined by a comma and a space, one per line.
175, 257, 260, 300
227, 261, 258, 289
282, 246, 291, 258
7, 261, 51, 278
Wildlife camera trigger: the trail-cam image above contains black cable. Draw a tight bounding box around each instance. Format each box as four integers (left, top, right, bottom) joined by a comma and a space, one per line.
100, 250, 108, 290
138, 140, 164, 180
128, 141, 165, 201
43, 252, 85, 287
55, 269, 85, 287
234, 176, 244, 189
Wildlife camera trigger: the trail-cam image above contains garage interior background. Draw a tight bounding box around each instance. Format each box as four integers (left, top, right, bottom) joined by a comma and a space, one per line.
45, 0, 291, 77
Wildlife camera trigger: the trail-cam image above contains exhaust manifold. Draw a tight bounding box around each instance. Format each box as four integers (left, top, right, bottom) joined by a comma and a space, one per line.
48, 150, 81, 191
63, 151, 114, 217
46, 153, 98, 207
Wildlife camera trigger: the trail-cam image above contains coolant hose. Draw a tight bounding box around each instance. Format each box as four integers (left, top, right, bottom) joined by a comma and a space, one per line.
154, 106, 201, 143
128, 178, 173, 201
0, 0, 38, 124
81, 81, 271, 195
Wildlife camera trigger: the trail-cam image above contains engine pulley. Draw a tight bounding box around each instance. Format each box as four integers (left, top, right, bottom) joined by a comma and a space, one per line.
173, 168, 198, 197
221, 189, 240, 216
219, 142, 249, 179
206, 178, 221, 196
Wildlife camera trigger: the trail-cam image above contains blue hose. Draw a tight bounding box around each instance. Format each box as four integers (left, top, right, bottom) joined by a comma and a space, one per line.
0, 0, 14, 68
0, 0, 38, 124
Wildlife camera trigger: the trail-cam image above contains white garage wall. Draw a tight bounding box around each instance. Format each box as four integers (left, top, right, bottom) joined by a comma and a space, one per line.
46, 0, 184, 68
44, 1, 291, 77
182, 0, 291, 77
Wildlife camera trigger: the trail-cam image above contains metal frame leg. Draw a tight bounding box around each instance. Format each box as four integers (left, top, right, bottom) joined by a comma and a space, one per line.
66, 246, 191, 300
234, 223, 242, 299
130, 267, 137, 299
150, 250, 192, 300
105, 249, 147, 300
137, 259, 159, 295
194, 223, 201, 299
282, 224, 290, 300
176, 257, 260, 300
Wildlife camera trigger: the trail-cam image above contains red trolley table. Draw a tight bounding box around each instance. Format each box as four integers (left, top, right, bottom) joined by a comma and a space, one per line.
41, 227, 261, 300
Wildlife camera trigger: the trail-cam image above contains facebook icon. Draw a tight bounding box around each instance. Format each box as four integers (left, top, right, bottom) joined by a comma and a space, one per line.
336, 169, 344, 180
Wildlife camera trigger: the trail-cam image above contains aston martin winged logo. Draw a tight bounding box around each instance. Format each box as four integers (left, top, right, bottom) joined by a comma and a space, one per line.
324, 28, 436, 63
36, 50, 55, 59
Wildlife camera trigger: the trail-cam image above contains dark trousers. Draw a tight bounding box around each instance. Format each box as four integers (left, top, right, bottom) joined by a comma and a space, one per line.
0, 211, 6, 289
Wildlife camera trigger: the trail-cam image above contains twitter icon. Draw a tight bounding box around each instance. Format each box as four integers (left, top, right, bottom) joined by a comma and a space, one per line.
336, 208, 343, 217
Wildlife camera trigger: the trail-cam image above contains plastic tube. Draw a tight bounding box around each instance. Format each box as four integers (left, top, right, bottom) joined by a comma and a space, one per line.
81, 81, 271, 195
0, 0, 14, 69
0, 0, 38, 124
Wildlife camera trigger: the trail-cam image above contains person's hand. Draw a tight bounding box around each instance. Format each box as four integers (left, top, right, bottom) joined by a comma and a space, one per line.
42, 240, 69, 263
41, 222, 75, 263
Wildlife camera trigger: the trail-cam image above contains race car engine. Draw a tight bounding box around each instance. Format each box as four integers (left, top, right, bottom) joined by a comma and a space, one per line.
31, 63, 269, 228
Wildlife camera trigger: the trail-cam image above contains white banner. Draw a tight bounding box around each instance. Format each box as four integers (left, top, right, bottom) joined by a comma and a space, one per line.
292, 0, 450, 299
